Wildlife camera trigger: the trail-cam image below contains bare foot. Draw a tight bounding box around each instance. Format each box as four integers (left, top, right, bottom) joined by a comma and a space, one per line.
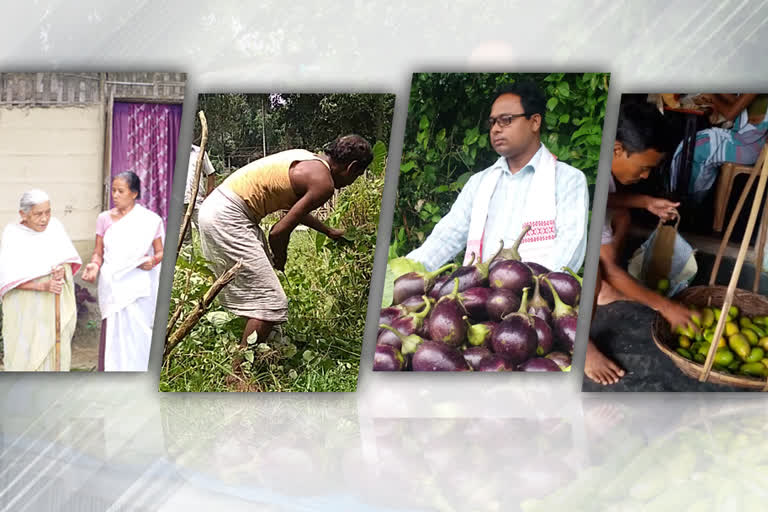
596, 279, 630, 306
225, 354, 249, 388
584, 402, 627, 437
585, 341, 625, 385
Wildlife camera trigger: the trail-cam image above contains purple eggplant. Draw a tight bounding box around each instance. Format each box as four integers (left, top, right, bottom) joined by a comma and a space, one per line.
532, 316, 554, 356
463, 346, 493, 370
391, 297, 431, 335
378, 324, 426, 355
489, 260, 534, 295
540, 271, 581, 308
400, 295, 433, 313
486, 288, 521, 322
373, 345, 405, 371
543, 276, 578, 354
459, 287, 492, 321
438, 243, 504, 295
488, 225, 532, 272
427, 278, 468, 348
465, 319, 497, 348
379, 307, 404, 329
527, 275, 553, 326
524, 262, 550, 276
562, 266, 583, 285
429, 275, 452, 299
378, 297, 430, 331
392, 263, 456, 305
492, 312, 538, 365
376, 328, 402, 350
476, 354, 516, 371
377, 300, 432, 348
411, 341, 469, 371
517, 287, 554, 356
439, 252, 481, 294
546, 351, 572, 370
518, 357, 562, 372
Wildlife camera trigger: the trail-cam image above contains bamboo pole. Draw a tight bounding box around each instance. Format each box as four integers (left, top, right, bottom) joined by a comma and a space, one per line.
700, 153, 768, 383
54, 294, 61, 372
177, 111, 208, 256
709, 168, 759, 285
163, 259, 243, 360
752, 203, 768, 293
709, 147, 767, 285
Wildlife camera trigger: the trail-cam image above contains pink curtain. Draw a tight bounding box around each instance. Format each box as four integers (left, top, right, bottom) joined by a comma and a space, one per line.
110, 101, 183, 224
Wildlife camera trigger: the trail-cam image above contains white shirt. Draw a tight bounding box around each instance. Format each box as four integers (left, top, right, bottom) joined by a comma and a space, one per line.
407, 145, 589, 273
184, 145, 217, 208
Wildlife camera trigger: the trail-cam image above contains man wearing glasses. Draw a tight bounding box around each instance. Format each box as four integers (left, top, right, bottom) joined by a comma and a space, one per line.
407, 82, 589, 274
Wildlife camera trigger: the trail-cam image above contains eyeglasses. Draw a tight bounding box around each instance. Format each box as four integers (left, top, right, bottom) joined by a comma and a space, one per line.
486, 113, 529, 129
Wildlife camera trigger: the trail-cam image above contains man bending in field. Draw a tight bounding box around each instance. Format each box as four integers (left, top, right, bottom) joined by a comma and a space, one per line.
198, 135, 373, 357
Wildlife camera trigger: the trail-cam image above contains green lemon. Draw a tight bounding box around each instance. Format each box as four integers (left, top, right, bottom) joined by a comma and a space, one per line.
742, 328, 759, 346
714, 349, 735, 367
728, 334, 751, 361
739, 362, 768, 378
746, 347, 765, 363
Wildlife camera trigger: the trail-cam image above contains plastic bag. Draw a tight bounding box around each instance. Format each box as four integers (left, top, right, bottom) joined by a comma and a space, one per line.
628, 217, 697, 297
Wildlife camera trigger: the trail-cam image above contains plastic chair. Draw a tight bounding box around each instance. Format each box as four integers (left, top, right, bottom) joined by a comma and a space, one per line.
713, 143, 768, 232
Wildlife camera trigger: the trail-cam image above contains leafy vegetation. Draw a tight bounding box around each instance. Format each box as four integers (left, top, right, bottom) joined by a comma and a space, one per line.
195, 93, 395, 172
161, 92, 391, 391
391, 72, 608, 258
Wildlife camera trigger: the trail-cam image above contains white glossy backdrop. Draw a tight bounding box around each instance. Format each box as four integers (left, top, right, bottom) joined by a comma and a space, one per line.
1, 1, 768, 510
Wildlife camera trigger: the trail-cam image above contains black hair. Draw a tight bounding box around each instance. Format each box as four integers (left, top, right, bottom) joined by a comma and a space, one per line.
325, 135, 373, 172
114, 171, 141, 199
616, 103, 672, 155
492, 81, 547, 119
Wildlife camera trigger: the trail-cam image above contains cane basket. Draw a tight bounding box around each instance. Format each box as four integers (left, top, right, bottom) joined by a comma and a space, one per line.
652, 285, 768, 390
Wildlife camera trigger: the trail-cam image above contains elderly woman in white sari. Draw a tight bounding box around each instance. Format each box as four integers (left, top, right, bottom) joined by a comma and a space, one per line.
82, 172, 164, 372
0, 190, 82, 371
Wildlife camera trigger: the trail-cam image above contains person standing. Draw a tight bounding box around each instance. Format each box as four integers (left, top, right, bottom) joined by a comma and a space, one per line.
184, 144, 218, 233
0, 190, 82, 371
82, 172, 165, 372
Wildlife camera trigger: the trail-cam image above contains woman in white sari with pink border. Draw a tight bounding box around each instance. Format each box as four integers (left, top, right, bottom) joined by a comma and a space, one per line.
82, 172, 164, 372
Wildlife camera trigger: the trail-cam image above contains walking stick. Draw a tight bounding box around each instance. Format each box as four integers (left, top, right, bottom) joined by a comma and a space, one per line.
55, 293, 61, 371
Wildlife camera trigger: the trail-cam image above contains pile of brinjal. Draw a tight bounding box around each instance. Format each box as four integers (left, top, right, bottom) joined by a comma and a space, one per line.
374, 229, 581, 372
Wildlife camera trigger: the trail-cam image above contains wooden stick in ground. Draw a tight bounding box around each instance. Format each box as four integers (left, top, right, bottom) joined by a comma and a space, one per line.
701, 154, 768, 383
163, 259, 243, 360
177, 111, 208, 256
54, 293, 61, 372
